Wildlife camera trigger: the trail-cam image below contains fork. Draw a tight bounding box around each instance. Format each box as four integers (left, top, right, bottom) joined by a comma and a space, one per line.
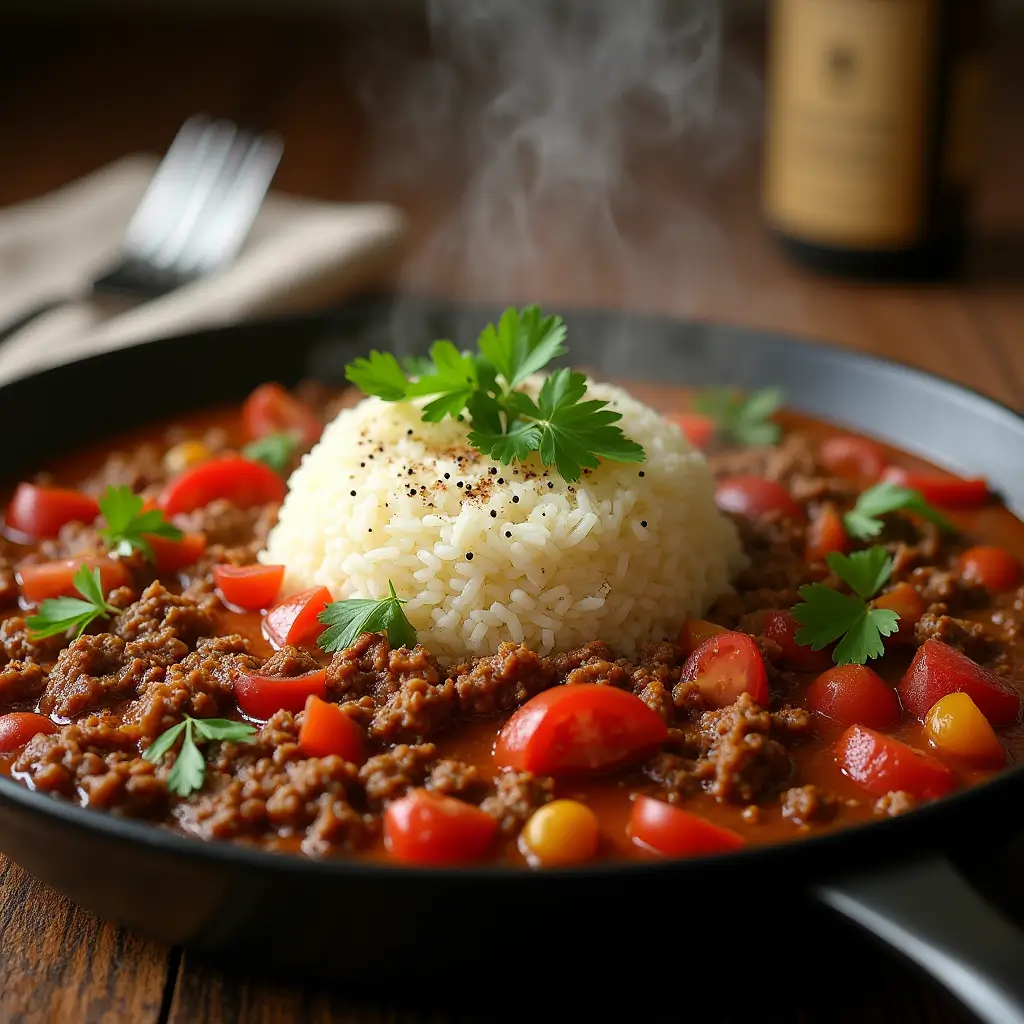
0, 114, 283, 345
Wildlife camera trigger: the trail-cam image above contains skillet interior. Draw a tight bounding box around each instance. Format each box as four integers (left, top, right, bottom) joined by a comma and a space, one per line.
0, 293, 1022, 984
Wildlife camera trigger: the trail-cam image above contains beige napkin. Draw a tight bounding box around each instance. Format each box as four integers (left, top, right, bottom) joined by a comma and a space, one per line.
0, 155, 406, 385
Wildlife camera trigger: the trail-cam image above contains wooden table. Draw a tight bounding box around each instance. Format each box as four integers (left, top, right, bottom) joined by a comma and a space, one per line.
0, 10, 1022, 1023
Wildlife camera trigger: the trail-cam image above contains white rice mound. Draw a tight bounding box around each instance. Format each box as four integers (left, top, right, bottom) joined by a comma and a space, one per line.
260, 377, 744, 662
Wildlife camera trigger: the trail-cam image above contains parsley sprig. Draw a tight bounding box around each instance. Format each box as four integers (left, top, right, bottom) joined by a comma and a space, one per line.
843, 481, 954, 541
791, 547, 901, 665
242, 432, 297, 475
143, 715, 257, 798
345, 306, 645, 483
26, 565, 121, 640
317, 580, 417, 653
693, 387, 782, 446
98, 485, 182, 560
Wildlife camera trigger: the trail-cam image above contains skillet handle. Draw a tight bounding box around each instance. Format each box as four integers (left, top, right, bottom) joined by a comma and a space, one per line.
816, 856, 1024, 1024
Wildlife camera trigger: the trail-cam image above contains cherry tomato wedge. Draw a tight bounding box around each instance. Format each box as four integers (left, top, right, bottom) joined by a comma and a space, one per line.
806, 665, 902, 729
148, 532, 207, 574
897, 638, 1021, 726
4, 483, 100, 541
835, 724, 956, 801
819, 436, 886, 482
872, 582, 926, 644
384, 788, 497, 865
158, 455, 287, 516
298, 695, 366, 763
494, 684, 668, 776
16, 556, 131, 603
234, 668, 327, 721
677, 619, 728, 656
881, 467, 989, 509
959, 546, 1022, 593
629, 795, 745, 857
804, 504, 848, 563
714, 477, 804, 522
0, 712, 57, 753
759, 609, 832, 672
214, 563, 285, 611
925, 693, 1005, 768
243, 382, 322, 447
680, 631, 769, 708
262, 586, 332, 649
668, 413, 715, 449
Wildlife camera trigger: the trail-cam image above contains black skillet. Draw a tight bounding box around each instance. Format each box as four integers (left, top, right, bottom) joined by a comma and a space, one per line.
0, 296, 1022, 1020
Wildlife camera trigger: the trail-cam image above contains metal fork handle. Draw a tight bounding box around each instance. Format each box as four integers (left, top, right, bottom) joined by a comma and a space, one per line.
0, 296, 76, 346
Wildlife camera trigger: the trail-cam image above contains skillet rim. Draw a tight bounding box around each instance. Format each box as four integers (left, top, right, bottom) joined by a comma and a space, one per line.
0, 298, 1022, 882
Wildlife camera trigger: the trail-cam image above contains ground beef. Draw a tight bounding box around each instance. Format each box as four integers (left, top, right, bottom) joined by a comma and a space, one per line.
427, 758, 485, 799
0, 660, 46, 708
480, 770, 555, 834
125, 634, 260, 741
0, 616, 62, 667
358, 743, 437, 807
450, 642, 559, 715
261, 645, 321, 677
80, 444, 166, 496
552, 640, 632, 689
874, 791, 916, 817
12, 716, 166, 814
630, 642, 684, 723
914, 613, 999, 664
643, 751, 709, 800
114, 581, 217, 647
781, 785, 838, 825
326, 633, 394, 701
38, 634, 144, 720
909, 567, 985, 611
178, 499, 279, 549
37, 521, 107, 562
698, 693, 793, 803
369, 676, 456, 744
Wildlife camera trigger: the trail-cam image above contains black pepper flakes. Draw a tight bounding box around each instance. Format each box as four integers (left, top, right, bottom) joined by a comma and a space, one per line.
489, 467, 498, 475
639, 471, 645, 477
350, 490, 357, 497
497, 478, 504, 484
512, 495, 520, 503
466, 552, 474, 560
490, 510, 497, 518
547, 482, 554, 489
407, 429, 413, 436
505, 531, 512, 538
457, 481, 464, 488
444, 473, 451, 480
641, 520, 648, 528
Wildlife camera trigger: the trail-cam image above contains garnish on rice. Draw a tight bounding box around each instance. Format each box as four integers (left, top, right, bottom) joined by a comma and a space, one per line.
344, 306, 646, 483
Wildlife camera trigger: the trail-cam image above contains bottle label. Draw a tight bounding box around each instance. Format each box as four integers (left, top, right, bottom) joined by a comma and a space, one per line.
764, 0, 937, 249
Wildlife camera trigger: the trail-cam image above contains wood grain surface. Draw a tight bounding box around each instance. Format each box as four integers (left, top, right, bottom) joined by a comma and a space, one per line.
0, 9, 1021, 1023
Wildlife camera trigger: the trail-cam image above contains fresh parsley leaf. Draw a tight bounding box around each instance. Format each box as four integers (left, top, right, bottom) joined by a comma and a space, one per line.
317, 580, 417, 653
693, 386, 782, 446
843, 481, 954, 540
410, 340, 480, 423
143, 716, 257, 798
791, 546, 900, 665
345, 349, 412, 402
242, 432, 297, 475
26, 565, 120, 639
401, 354, 434, 377
98, 484, 182, 560
477, 306, 568, 390
468, 419, 543, 466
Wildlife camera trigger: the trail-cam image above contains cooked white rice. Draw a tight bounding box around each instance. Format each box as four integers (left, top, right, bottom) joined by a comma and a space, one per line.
260, 377, 744, 661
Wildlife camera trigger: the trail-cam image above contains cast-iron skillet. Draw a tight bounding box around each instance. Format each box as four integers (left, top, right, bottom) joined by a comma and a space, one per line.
0, 296, 1022, 1020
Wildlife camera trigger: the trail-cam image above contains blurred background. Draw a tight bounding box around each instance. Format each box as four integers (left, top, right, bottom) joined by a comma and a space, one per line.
0, 0, 1021, 362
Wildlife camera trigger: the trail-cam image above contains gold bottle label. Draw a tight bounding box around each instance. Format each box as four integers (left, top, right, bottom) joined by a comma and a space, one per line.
764, 0, 937, 250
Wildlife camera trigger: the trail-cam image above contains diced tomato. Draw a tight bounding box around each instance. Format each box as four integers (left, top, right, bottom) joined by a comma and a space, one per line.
760, 609, 833, 672
677, 619, 728, 656
16, 556, 131, 604
959, 546, 1022, 594
298, 695, 365, 763
806, 665, 902, 729
494, 684, 668, 776
925, 693, 1005, 768
629, 795, 745, 857
384, 788, 497, 865
148, 532, 207, 574
214, 563, 285, 611
262, 586, 332, 649
872, 582, 926, 644
835, 724, 956, 800
242, 382, 322, 448
819, 436, 886, 482
881, 467, 989, 510
668, 413, 715, 449
897, 639, 1021, 726
680, 631, 769, 708
158, 455, 287, 516
805, 504, 848, 563
0, 712, 57, 753
4, 484, 100, 541
714, 477, 804, 522
234, 668, 327, 721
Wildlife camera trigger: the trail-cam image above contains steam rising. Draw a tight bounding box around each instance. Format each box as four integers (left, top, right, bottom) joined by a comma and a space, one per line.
354, 0, 762, 324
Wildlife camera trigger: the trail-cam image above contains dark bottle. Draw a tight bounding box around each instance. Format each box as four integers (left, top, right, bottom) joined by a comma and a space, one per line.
763, 0, 990, 281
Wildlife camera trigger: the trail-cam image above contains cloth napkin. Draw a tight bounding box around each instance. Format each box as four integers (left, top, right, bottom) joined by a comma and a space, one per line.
0, 155, 407, 386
